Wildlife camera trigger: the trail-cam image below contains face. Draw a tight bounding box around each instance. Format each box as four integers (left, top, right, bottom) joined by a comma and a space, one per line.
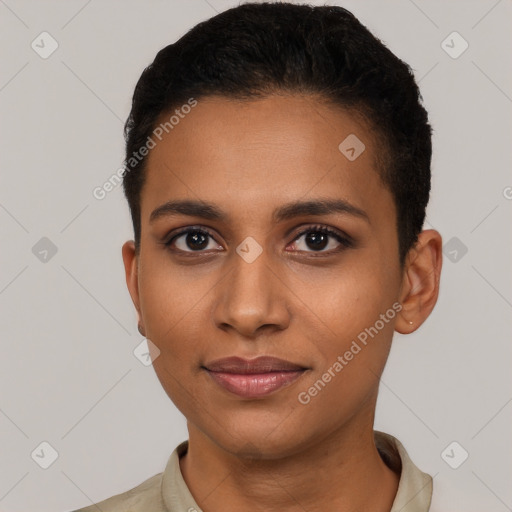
123, 94, 409, 459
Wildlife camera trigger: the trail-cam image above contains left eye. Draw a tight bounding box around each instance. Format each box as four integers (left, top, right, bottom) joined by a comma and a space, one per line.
289, 226, 352, 253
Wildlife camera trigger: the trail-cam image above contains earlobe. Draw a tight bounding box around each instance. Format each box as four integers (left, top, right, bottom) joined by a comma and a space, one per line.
121, 240, 143, 326
395, 229, 443, 334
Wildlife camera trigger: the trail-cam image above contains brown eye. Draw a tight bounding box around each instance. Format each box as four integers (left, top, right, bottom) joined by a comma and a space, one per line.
165, 228, 222, 253
289, 225, 353, 254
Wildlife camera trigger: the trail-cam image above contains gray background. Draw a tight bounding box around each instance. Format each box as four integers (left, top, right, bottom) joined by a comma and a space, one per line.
1, 0, 511, 510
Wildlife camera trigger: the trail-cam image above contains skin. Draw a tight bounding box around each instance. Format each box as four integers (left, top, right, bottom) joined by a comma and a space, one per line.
122, 94, 442, 512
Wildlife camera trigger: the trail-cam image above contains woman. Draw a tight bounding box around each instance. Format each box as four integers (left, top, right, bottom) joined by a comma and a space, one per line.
74, 2, 442, 510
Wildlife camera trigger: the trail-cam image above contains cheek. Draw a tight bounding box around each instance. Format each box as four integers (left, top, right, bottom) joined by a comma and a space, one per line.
137, 255, 213, 342
294, 264, 400, 409
296, 263, 397, 340
292, 280, 397, 430
140, 269, 209, 414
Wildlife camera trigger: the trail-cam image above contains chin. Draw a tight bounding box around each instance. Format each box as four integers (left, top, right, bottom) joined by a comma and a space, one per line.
205, 414, 316, 461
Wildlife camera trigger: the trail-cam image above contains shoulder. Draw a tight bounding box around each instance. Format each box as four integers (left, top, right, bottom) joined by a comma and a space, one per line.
70, 472, 165, 512
68, 441, 190, 512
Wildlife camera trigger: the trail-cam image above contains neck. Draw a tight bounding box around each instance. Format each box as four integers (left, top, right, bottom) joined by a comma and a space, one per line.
179, 417, 400, 512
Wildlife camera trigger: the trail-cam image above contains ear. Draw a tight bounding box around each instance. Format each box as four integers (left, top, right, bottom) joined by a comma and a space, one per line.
395, 229, 443, 334
122, 240, 143, 329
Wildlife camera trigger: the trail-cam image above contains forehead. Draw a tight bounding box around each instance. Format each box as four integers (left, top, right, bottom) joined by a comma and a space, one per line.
141, 94, 393, 224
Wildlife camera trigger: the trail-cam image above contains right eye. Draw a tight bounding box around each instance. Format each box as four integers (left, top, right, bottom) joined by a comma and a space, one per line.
164, 227, 224, 253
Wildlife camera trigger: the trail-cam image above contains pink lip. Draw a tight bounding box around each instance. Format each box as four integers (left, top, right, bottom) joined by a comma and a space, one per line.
204, 356, 308, 398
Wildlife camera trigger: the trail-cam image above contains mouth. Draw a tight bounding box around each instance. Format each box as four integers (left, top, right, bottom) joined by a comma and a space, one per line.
203, 356, 308, 399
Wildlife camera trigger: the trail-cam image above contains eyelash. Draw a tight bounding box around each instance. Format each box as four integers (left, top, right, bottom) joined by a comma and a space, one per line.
163, 224, 353, 256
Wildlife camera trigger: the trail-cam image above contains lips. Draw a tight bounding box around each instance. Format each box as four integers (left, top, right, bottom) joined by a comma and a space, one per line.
203, 356, 308, 398
205, 356, 306, 374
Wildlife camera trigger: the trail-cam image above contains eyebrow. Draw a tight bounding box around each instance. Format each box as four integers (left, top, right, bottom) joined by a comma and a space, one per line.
149, 198, 369, 224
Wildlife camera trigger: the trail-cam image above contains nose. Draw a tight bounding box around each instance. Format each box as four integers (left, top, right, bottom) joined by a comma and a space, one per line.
213, 246, 291, 339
